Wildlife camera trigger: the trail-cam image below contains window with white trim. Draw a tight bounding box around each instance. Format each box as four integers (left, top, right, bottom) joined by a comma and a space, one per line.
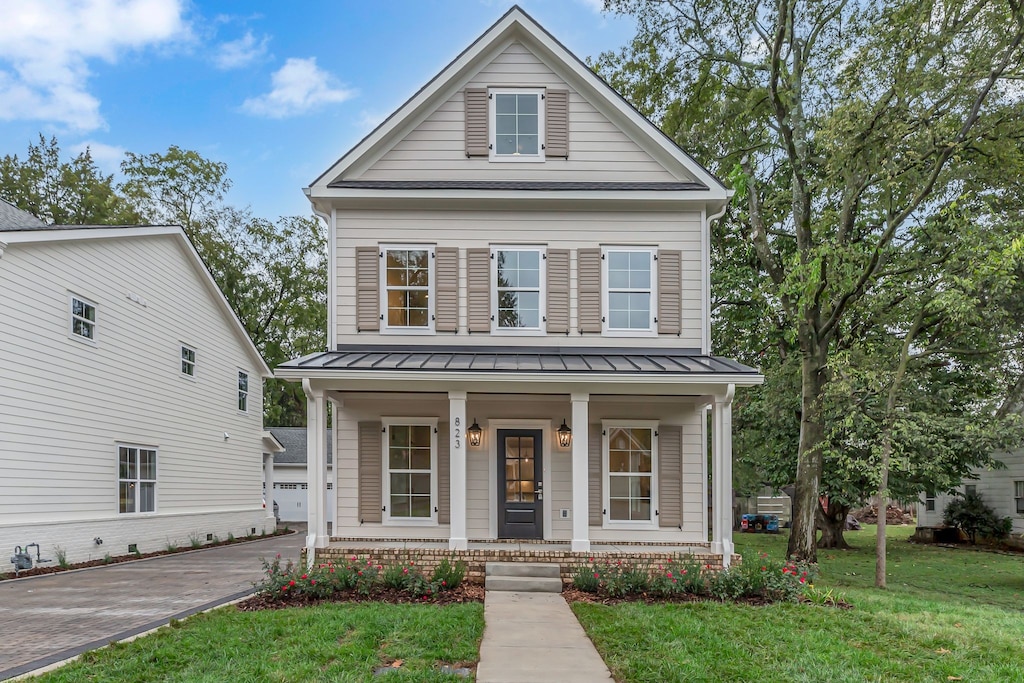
381, 246, 434, 332
383, 419, 438, 523
490, 88, 545, 161
603, 422, 658, 527
118, 445, 156, 514
70, 294, 96, 341
925, 494, 936, 512
181, 345, 196, 377
603, 247, 656, 334
492, 246, 545, 331
1015, 481, 1024, 514
238, 371, 249, 412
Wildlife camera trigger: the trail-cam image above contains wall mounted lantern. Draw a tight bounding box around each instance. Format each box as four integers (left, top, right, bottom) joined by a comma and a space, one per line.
467, 419, 483, 448
557, 419, 572, 448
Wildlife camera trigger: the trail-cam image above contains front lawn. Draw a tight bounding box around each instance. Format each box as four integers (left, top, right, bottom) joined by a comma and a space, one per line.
35, 603, 484, 682
573, 525, 1024, 683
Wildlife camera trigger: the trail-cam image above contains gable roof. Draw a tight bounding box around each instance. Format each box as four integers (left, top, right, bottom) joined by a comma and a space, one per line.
268, 427, 334, 465
307, 5, 729, 203
0, 224, 271, 377
0, 198, 47, 229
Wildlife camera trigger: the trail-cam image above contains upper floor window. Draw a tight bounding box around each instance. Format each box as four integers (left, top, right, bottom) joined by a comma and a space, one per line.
238, 371, 249, 412
603, 247, 656, 335
119, 445, 157, 514
381, 246, 434, 333
924, 494, 936, 512
70, 294, 97, 342
493, 247, 545, 332
490, 89, 545, 162
181, 345, 196, 378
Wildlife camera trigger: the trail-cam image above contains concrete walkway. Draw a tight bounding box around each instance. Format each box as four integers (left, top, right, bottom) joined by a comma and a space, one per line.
476, 592, 613, 683
0, 530, 303, 681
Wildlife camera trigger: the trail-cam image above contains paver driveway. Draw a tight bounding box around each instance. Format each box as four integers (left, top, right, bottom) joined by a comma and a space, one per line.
0, 530, 303, 680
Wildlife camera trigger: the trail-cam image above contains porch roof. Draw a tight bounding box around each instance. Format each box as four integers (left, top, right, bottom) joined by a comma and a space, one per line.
277, 344, 762, 387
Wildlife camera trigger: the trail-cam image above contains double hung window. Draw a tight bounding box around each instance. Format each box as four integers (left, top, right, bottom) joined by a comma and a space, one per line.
1016, 481, 1024, 514
603, 248, 656, 334
181, 345, 196, 377
490, 89, 545, 161
118, 445, 157, 513
493, 247, 544, 331
70, 294, 97, 341
381, 246, 434, 332
238, 371, 249, 412
603, 422, 658, 527
383, 419, 438, 523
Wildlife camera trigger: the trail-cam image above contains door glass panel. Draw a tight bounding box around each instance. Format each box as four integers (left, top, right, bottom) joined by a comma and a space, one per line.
505, 481, 519, 501
504, 435, 537, 504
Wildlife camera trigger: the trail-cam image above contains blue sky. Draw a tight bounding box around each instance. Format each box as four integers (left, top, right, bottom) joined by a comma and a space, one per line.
0, 1, 637, 221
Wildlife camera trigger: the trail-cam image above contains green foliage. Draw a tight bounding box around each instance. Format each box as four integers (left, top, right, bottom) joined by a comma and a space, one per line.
53, 545, 69, 569
188, 533, 202, 549
102, 553, 112, 564
431, 557, 467, 591
571, 562, 602, 593
942, 492, 1013, 544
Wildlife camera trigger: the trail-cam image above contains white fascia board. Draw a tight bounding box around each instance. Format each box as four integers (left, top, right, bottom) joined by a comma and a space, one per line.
263, 431, 286, 453
274, 367, 764, 388
1, 225, 272, 378
306, 187, 726, 204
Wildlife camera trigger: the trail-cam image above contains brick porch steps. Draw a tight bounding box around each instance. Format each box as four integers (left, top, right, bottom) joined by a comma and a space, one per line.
485, 562, 563, 592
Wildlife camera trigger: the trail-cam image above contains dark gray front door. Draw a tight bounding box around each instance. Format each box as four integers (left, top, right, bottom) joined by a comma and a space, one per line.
498, 429, 543, 539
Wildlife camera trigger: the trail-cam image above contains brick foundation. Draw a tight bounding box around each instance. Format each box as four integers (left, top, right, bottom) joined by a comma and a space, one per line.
312, 543, 738, 582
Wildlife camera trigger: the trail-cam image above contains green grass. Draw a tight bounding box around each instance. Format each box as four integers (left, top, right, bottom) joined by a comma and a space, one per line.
36, 603, 484, 683
573, 525, 1024, 683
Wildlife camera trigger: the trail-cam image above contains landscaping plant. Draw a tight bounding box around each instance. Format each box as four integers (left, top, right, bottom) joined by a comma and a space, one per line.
942, 491, 1013, 544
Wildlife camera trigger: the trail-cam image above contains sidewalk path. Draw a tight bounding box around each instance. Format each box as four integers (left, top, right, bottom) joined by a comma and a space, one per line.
476, 591, 613, 683
0, 531, 303, 681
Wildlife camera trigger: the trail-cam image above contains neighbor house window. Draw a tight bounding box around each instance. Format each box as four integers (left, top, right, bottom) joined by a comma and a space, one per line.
70, 294, 97, 341
603, 422, 658, 526
1016, 481, 1024, 514
925, 494, 936, 512
492, 247, 545, 331
603, 248, 656, 334
383, 419, 437, 523
181, 345, 196, 377
119, 445, 157, 513
381, 246, 434, 332
238, 371, 249, 412
490, 89, 544, 161
964, 484, 977, 496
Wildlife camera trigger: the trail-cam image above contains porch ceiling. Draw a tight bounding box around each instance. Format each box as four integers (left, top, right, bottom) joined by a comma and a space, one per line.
276, 344, 763, 394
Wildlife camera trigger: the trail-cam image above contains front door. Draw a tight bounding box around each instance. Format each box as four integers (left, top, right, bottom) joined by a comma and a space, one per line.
498, 429, 543, 539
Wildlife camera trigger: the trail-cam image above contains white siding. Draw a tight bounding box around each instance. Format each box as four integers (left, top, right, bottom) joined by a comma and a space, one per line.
329, 393, 708, 545
919, 451, 1024, 534
0, 235, 266, 561
351, 42, 689, 183
335, 207, 704, 348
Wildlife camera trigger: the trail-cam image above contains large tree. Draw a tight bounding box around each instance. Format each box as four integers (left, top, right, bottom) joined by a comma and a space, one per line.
600, 0, 1024, 560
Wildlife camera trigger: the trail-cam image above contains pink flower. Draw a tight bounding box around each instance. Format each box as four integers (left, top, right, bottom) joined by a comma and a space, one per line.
281, 585, 288, 591
310, 580, 316, 586
289, 580, 295, 587
672, 579, 677, 584
761, 566, 766, 572
275, 553, 281, 559
301, 574, 307, 580
800, 577, 806, 584
588, 557, 594, 563
682, 570, 687, 575
358, 570, 363, 576
329, 568, 335, 573
403, 568, 409, 575
593, 573, 600, 579
377, 565, 382, 571
442, 580, 447, 586
351, 555, 357, 561
667, 571, 673, 578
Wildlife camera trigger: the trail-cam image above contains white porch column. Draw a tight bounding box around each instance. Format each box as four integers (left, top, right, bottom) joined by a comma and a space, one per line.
571, 393, 590, 552
303, 380, 329, 566
711, 385, 736, 567
448, 391, 468, 550
263, 452, 276, 528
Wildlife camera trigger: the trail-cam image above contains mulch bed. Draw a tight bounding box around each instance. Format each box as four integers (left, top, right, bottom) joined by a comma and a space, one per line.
1, 529, 296, 581
562, 588, 852, 609
237, 582, 486, 611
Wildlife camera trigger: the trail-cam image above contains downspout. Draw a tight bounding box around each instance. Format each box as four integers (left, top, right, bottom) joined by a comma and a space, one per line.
308, 196, 335, 351
704, 196, 732, 356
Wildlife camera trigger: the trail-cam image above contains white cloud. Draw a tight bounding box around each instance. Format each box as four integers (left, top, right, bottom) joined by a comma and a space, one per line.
69, 140, 127, 174
214, 31, 269, 70
0, 0, 189, 132
577, 0, 607, 13
356, 110, 387, 133
242, 57, 355, 118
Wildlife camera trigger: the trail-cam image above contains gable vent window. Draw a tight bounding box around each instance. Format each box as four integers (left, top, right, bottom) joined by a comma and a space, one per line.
489, 89, 545, 162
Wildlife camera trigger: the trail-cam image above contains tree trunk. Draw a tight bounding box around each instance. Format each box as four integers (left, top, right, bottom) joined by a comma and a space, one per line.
788, 344, 828, 562
816, 500, 852, 549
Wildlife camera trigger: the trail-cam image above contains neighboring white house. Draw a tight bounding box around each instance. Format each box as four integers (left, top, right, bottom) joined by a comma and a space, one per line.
276, 6, 763, 567
267, 427, 335, 524
917, 448, 1024, 537
0, 201, 276, 565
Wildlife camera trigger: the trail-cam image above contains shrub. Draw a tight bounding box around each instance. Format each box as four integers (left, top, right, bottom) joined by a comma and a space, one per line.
432, 557, 467, 591
188, 532, 202, 549
571, 560, 602, 593
53, 545, 69, 569
943, 491, 1013, 543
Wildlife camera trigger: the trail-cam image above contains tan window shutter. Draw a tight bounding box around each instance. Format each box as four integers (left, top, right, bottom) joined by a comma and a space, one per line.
577, 248, 602, 333
358, 421, 383, 523
467, 247, 491, 333
658, 425, 682, 528
545, 89, 569, 158
465, 88, 489, 157
588, 424, 603, 526
435, 247, 459, 333
356, 246, 380, 332
546, 248, 570, 334
657, 249, 682, 335
438, 422, 450, 524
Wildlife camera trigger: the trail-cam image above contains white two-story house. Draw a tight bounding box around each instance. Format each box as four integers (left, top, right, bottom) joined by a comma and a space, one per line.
276, 6, 762, 568
0, 201, 276, 565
